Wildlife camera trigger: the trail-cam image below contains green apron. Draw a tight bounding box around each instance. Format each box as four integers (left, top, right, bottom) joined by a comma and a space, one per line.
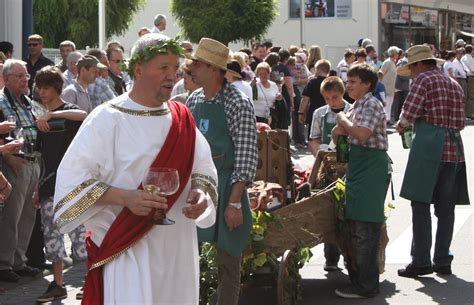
400, 120, 470, 205
192, 96, 252, 257
321, 112, 336, 145
345, 145, 388, 223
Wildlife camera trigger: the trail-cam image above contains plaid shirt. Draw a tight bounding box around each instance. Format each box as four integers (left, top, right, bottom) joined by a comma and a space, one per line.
400, 68, 465, 162
0, 88, 38, 151
187, 81, 258, 185
348, 92, 388, 150
88, 77, 116, 109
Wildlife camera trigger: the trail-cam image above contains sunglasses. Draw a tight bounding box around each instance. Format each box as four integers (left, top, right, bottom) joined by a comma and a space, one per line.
28, 43, 40, 47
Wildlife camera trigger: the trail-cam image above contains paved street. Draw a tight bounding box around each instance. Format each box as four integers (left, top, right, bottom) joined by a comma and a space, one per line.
0, 123, 473, 305
296, 123, 474, 305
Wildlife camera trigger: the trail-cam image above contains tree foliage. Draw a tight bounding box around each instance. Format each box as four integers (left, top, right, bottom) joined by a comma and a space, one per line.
33, 0, 145, 48
170, 0, 279, 46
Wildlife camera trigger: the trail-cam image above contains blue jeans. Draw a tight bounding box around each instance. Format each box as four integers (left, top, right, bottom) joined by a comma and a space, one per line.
410, 162, 463, 267
410, 200, 455, 267
345, 220, 381, 295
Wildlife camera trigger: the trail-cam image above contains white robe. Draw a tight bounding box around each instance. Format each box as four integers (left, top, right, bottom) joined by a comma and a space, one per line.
54, 94, 217, 305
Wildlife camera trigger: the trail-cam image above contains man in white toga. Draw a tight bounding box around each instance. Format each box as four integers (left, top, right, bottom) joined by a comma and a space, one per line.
53, 33, 217, 305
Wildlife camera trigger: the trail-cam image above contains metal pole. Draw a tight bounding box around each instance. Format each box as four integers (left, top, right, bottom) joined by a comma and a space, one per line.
22, 0, 33, 59
98, 0, 106, 49
300, 0, 305, 47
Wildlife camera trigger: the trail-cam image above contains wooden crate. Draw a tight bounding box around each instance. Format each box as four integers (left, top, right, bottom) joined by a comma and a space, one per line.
255, 132, 268, 182
266, 130, 289, 189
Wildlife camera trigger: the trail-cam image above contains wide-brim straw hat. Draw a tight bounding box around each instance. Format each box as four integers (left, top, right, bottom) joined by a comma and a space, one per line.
397, 45, 444, 77
191, 38, 229, 71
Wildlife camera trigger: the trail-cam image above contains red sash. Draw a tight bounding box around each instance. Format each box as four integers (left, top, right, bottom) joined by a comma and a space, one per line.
82, 101, 196, 305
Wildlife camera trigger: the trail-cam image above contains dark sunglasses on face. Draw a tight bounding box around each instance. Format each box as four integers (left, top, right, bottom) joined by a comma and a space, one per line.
28, 43, 40, 47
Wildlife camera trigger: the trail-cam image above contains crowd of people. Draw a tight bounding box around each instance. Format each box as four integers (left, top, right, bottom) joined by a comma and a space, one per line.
0, 13, 471, 304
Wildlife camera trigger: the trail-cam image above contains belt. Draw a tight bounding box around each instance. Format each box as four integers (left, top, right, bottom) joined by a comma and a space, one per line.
14, 154, 39, 162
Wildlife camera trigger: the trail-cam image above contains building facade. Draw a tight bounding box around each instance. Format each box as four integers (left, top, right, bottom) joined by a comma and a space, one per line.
1, 0, 473, 65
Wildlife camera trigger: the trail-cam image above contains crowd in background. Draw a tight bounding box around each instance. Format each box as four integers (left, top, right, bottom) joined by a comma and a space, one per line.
0, 14, 472, 302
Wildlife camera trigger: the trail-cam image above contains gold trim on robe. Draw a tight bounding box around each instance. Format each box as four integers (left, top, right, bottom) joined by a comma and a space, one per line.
191, 173, 218, 206
107, 103, 170, 116
55, 181, 111, 230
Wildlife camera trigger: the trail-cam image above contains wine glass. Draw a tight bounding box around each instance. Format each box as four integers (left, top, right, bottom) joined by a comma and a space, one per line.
6, 115, 16, 141
142, 167, 179, 225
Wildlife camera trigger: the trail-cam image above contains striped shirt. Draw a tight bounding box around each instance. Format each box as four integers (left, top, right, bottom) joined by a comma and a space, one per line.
400, 68, 465, 162
187, 81, 258, 185
348, 92, 388, 150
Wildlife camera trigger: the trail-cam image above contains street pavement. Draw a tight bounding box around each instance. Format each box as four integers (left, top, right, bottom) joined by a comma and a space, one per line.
0, 123, 473, 305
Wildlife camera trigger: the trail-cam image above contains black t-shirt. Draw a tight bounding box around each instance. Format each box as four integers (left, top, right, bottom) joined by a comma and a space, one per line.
25, 54, 54, 96
302, 76, 326, 124
38, 102, 82, 198
249, 56, 262, 72
272, 63, 291, 98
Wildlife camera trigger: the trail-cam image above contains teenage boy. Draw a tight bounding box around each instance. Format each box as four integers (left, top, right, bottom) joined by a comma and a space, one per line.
299, 59, 331, 140
309, 76, 351, 156
309, 76, 350, 271
331, 64, 388, 299
33, 66, 88, 303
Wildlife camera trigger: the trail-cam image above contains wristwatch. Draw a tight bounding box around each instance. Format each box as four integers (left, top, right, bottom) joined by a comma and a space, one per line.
229, 202, 242, 209
298, 112, 304, 115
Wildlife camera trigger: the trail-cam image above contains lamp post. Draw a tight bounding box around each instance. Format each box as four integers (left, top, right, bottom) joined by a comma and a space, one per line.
99, 0, 106, 49
300, 0, 305, 47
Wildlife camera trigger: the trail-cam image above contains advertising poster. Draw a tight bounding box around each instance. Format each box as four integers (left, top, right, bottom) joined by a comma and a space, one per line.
289, 0, 352, 19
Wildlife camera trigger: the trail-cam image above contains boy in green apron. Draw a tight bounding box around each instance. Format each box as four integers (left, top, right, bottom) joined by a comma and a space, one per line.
187, 38, 258, 305
308, 76, 350, 271
395, 45, 470, 278
332, 64, 388, 299
309, 76, 351, 156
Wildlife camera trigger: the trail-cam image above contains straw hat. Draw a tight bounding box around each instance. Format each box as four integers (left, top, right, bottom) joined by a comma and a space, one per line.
397, 45, 444, 77
191, 38, 229, 71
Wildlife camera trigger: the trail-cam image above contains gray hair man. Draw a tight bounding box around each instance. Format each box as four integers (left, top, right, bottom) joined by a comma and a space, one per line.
0, 59, 42, 282
380, 46, 401, 123
63, 51, 83, 88
56, 40, 76, 72
151, 14, 167, 34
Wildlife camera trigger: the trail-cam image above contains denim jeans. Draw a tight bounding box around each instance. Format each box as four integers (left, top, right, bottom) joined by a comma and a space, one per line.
410, 162, 463, 267
345, 220, 381, 295
410, 200, 455, 267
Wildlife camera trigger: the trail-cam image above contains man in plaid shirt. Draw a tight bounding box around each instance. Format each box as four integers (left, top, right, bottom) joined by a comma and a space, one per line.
187, 38, 257, 305
0, 59, 42, 282
396, 45, 470, 278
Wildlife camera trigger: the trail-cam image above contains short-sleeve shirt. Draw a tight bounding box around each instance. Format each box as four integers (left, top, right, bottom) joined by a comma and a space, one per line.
348, 92, 388, 150
61, 80, 93, 113
302, 76, 326, 124
0, 87, 38, 148
310, 101, 351, 140
37, 102, 82, 198
25, 53, 54, 94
